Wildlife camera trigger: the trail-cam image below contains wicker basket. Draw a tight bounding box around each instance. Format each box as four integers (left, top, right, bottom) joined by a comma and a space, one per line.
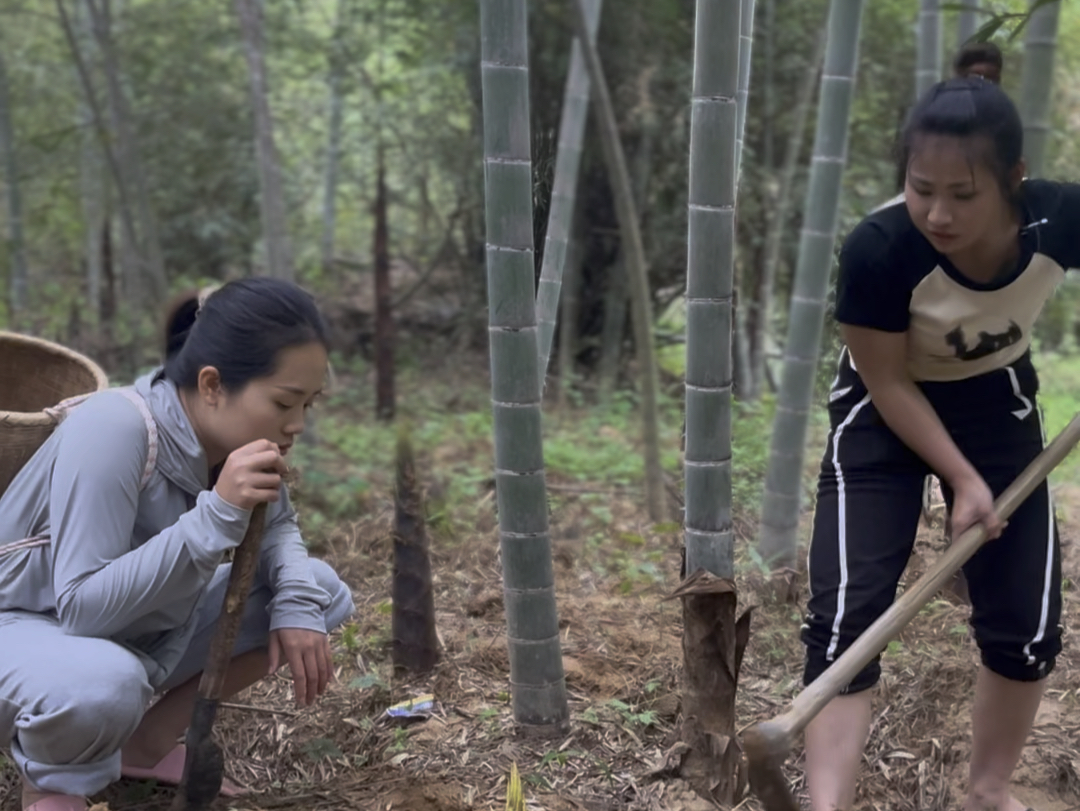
0, 331, 108, 496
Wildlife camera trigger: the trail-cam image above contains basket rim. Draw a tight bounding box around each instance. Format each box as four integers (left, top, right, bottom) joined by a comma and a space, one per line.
0, 330, 109, 426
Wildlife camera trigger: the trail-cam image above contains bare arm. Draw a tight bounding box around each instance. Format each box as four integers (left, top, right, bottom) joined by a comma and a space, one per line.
841, 324, 980, 490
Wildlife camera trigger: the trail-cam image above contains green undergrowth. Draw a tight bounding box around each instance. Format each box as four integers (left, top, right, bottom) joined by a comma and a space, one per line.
287, 352, 816, 548
1032, 351, 1080, 484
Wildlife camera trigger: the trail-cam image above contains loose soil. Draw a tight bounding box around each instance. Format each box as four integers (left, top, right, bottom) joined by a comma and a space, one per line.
4, 365, 1080, 811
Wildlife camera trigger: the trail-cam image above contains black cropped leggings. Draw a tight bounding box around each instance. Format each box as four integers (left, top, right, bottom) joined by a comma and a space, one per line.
802, 349, 1062, 693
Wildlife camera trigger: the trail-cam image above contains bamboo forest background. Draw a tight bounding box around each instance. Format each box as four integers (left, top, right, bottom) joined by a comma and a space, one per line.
6, 0, 1080, 382
7, 2, 1080, 809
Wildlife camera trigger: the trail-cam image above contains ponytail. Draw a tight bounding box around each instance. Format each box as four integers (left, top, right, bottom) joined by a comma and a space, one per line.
163, 290, 201, 363
162, 284, 221, 363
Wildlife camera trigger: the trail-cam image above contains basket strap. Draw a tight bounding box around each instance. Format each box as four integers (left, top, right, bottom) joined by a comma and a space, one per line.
0, 390, 159, 559
115, 389, 158, 491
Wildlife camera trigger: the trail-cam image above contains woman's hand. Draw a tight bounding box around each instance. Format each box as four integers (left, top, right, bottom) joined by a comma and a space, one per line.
215, 439, 288, 510
268, 628, 334, 708
949, 472, 1006, 541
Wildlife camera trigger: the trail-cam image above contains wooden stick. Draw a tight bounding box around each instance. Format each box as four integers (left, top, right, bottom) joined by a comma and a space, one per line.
170, 501, 268, 811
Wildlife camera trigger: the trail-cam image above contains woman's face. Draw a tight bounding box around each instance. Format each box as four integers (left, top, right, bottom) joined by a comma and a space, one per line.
904, 134, 1016, 259
197, 341, 328, 464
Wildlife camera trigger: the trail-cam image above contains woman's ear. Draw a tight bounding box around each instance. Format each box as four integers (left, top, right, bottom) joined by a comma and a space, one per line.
1012, 159, 1027, 189
197, 366, 224, 407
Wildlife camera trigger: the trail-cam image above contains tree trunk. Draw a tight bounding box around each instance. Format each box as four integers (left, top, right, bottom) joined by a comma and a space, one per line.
75, 0, 104, 332
557, 212, 584, 410
478, 0, 569, 732
86, 0, 167, 307
763, 0, 775, 172
392, 429, 440, 675
599, 105, 654, 407
732, 291, 752, 398
571, 0, 665, 522
235, 0, 295, 280
374, 148, 395, 421
758, 0, 866, 577
957, 0, 980, 46
535, 0, 602, 391
101, 217, 116, 336
0, 52, 27, 326
597, 255, 629, 406
1018, 0, 1060, 179
55, 0, 143, 353
320, 0, 349, 273
747, 24, 826, 402
916, 0, 942, 100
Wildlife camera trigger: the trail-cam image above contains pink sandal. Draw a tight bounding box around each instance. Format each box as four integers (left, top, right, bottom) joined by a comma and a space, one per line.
120, 745, 248, 797
23, 796, 87, 811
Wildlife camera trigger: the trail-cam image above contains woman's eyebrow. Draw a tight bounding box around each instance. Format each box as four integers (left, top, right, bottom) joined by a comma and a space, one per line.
908, 173, 975, 189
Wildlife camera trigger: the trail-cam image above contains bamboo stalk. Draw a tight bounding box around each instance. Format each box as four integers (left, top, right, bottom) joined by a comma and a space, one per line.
916, 0, 942, 99
235, 0, 295, 280
570, 0, 665, 522
735, 0, 756, 180
0, 52, 27, 323
684, 0, 741, 579
758, 0, 866, 572
1018, 0, 1060, 179
535, 0, 602, 390
749, 24, 827, 402
478, 0, 569, 732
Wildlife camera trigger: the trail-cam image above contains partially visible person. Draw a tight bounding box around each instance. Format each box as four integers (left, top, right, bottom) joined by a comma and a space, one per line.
954, 40, 1003, 84
0, 277, 356, 811
802, 75, 1074, 811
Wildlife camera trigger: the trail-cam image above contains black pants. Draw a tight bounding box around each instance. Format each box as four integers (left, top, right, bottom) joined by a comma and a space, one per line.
802, 349, 1062, 694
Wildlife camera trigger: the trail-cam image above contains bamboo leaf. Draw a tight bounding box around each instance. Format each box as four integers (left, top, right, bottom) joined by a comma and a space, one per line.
973, 15, 1008, 41
1008, 0, 1060, 42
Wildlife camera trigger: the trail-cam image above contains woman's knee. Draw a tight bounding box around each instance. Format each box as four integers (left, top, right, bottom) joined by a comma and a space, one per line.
976, 626, 1062, 683
311, 558, 355, 631
18, 650, 151, 765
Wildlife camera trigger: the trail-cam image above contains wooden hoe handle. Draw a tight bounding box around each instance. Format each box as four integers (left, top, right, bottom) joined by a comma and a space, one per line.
170, 501, 269, 811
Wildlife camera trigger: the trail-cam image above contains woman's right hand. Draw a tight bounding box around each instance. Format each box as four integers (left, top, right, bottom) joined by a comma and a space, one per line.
949, 472, 1005, 541
214, 439, 288, 510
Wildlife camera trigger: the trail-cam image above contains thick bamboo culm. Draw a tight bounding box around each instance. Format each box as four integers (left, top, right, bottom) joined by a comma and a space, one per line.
683, 0, 741, 579
757, 0, 867, 571
478, 0, 569, 730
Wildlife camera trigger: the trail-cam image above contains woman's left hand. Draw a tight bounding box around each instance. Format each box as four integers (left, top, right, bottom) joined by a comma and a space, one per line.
268, 628, 334, 708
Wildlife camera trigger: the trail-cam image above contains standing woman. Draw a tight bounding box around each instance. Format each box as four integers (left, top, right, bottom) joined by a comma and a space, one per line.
0, 278, 355, 811
801, 78, 1073, 811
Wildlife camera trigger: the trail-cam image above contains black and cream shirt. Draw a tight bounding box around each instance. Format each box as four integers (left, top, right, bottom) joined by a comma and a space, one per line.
835, 179, 1080, 382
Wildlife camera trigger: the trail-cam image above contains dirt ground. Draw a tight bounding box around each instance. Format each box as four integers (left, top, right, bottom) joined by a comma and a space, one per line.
4, 412, 1080, 811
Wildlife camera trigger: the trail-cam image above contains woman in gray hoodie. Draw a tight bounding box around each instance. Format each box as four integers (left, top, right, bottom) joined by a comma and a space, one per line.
0, 278, 356, 811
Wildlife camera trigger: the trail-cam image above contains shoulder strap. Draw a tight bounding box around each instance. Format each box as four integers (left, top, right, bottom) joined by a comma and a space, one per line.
114, 389, 159, 491
0, 389, 159, 559
42, 388, 158, 492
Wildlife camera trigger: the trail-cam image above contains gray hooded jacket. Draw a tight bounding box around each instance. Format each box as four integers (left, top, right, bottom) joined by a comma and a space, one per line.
0, 368, 332, 689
